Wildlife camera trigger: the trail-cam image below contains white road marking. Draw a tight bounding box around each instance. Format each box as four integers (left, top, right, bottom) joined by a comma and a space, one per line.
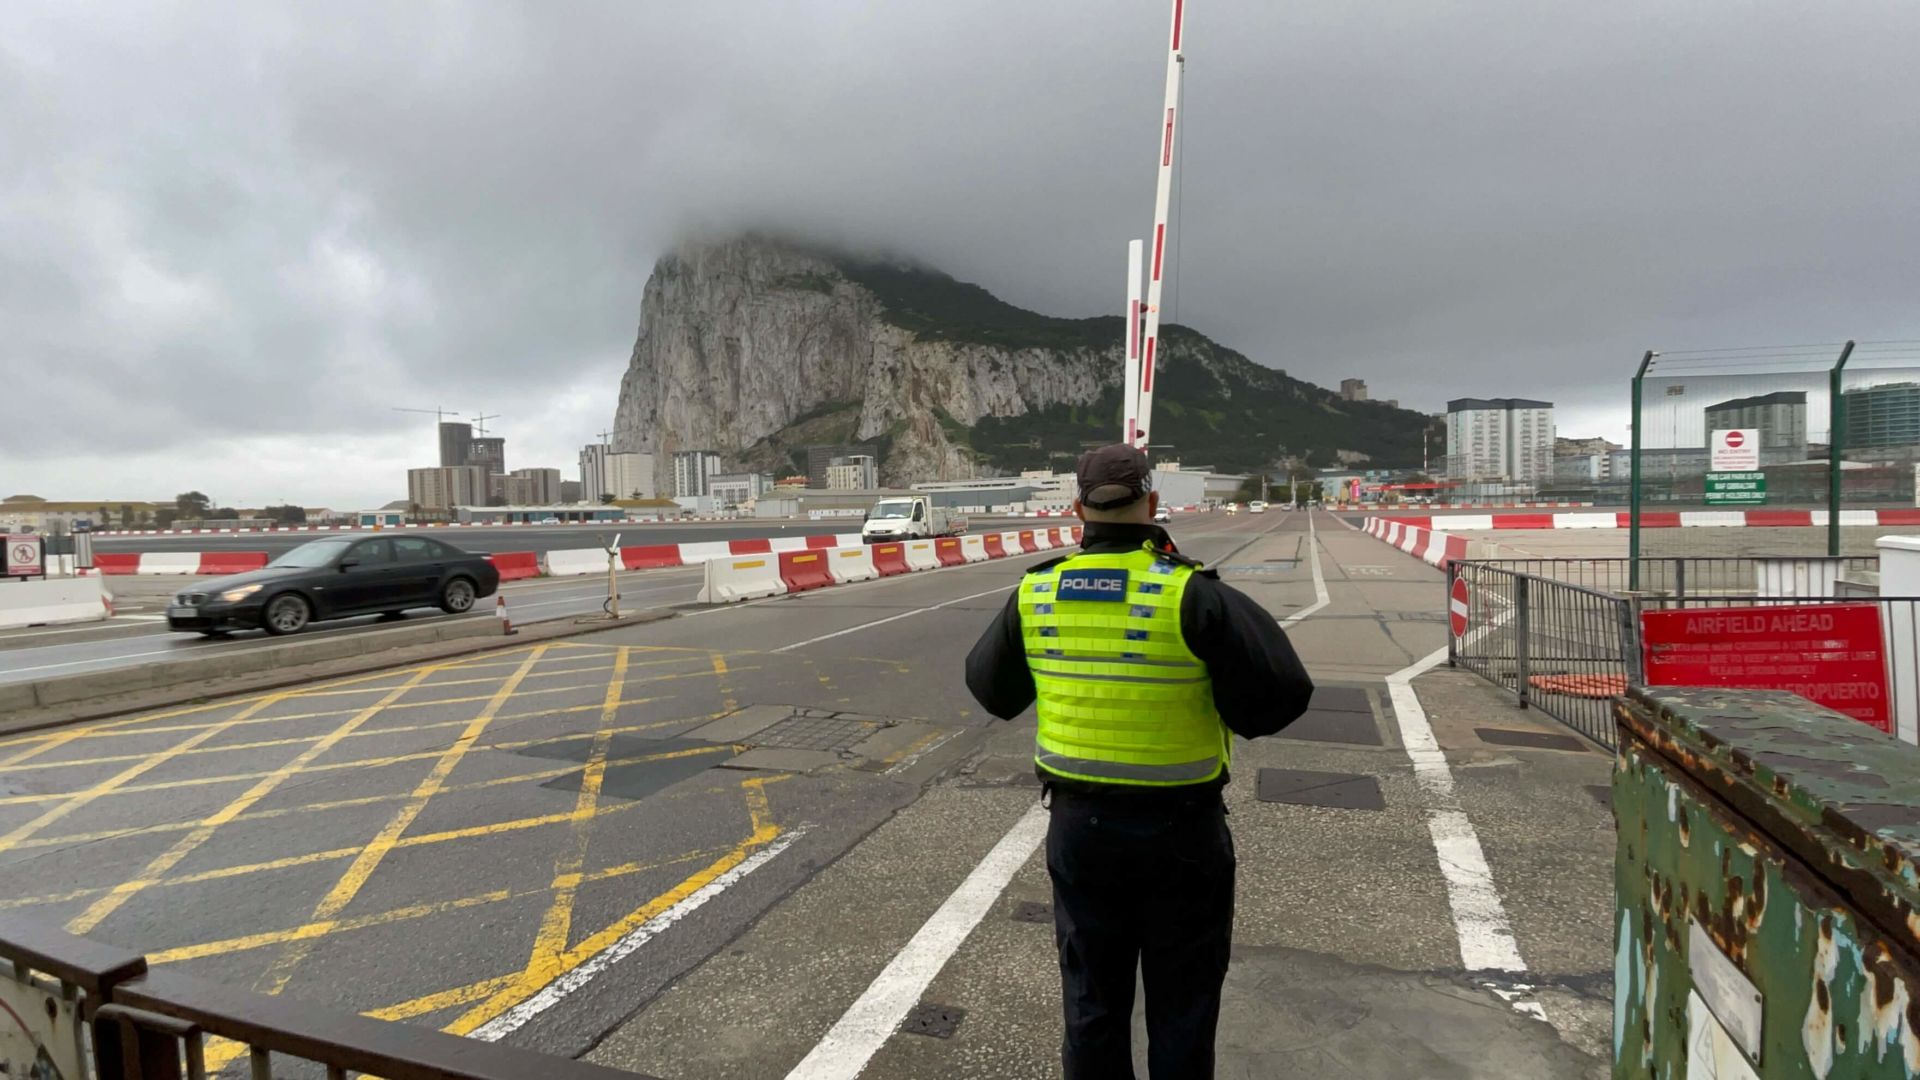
771, 584, 1016, 653
470, 826, 810, 1042
1385, 646, 1543, 1019
783, 805, 1049, 1080
790, 516, 1329, 1077
1280, 512, 1330, 627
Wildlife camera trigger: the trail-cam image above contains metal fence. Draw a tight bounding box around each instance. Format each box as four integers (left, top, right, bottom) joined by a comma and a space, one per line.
1448, 561, 1637, 748
1472, 555, 1876, 598
1449, 557, 1912, 750
0, 915, 652, 1080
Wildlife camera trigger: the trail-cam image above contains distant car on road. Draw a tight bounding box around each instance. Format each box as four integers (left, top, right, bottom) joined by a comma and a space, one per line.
166, 535, 501, 637
1249, 500, 1269, 514
1153, 506, 1172, 524
537, 517, 561, 525
1225, 503, 1239, 515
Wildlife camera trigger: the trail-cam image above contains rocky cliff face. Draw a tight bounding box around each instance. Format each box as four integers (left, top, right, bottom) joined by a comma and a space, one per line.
613, 234, 1436, 485
611, 237, 1114, 486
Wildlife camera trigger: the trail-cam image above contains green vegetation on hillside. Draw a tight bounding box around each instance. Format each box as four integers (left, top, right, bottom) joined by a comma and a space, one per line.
739, 242, 1436, 476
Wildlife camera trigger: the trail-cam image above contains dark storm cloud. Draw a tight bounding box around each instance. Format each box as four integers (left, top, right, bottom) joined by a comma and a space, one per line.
4, 1, 1917, 502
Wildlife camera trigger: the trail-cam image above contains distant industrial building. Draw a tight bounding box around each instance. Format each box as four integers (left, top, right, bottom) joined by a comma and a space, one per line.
825, 454, 879, 491
507, 468, 562, 505
1844, 383, 1920, 450
407, 466, 490, 511
1446, 398, 1555, 483
560, 479, 582, 503
709, 473, 770, 508
805, 445, 876, 489
671, 451, 724, 498
1339, 379, 1368, 402
1705, 391, 1808, 454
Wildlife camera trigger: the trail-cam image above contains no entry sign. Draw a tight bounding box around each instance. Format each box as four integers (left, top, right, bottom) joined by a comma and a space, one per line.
5, 534, 43, 578
1641, 603, 1891, 732
1449, 577, 1470, 638
1710, 428, 1759, 472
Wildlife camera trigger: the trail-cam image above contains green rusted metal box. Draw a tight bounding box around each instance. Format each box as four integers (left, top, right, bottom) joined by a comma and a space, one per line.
1616, 686, 1920, 1078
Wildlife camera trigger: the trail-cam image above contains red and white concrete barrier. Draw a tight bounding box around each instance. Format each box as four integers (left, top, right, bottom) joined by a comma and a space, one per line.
0, 576, 113, 628
485, 552, 542, 582
696, 554, 787, 603
1371, 509, 1920, 532
1362, 517, 1467, 570
828, 546, 879, 584
903, 540, 942, 573
92, 552, 271, 575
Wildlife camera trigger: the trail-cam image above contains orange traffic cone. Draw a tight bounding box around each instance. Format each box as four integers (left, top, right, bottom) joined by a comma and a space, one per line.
497, 593, 515, 636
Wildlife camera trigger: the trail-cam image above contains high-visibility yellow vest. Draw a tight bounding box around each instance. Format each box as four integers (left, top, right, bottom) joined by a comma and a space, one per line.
1018, 543, 1227, 787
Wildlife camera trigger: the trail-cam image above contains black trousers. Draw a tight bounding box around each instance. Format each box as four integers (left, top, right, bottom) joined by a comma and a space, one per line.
1046, 788, 1235, 1080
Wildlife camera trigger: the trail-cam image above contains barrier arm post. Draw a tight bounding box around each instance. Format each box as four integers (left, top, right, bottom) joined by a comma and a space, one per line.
606, 533, 622, 619
1829, 339, 1856, 558
1628, 350, 1653, 592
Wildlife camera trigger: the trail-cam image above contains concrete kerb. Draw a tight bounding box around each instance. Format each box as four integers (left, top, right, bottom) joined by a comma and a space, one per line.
0, 608, 674, 740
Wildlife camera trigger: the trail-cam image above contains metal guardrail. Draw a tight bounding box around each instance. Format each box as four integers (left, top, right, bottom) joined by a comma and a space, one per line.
1466, 555, 1876, 598
1449, 557, 1903, 751
0, 915, 654, 1080
1448, 562, 1636, 748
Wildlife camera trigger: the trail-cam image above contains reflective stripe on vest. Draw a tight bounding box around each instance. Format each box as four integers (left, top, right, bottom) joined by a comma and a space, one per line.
1019, 543, 1227, 787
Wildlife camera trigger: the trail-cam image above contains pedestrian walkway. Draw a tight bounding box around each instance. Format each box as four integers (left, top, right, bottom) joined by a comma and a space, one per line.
588, 514, 1616, 1078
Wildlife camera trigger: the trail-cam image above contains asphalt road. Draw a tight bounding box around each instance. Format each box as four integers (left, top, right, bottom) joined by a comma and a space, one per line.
0, 567, 707, 683
0, 511, 1615, 1076
3, 516, 1059, 684
88, 517, 1051, 557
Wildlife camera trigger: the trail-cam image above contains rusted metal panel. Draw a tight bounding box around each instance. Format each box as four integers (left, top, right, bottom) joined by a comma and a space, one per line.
1615, 686, 1920, 1078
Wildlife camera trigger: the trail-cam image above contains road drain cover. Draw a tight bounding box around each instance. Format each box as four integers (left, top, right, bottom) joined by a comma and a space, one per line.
1256, 768, 1385, 811
900, 1002, 967, 1039
753, 713, 890, 754
1475, 727, 1587, 753
1009, 900, 1052, 924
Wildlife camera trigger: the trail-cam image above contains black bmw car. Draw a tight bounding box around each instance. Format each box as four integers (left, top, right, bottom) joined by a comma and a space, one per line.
167, 534, 502, 636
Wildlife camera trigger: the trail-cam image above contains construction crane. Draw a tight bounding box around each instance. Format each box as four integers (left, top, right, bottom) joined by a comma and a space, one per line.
470, 413, 501, 436
392, 407, 467, 425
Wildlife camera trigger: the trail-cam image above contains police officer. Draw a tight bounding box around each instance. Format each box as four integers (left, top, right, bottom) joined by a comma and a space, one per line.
965, 444, 1314, 1079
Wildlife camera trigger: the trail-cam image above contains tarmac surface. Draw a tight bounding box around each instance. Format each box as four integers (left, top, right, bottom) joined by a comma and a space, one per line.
0, 517, 1048, 684
0, 510, 1616, 1076
86, 518, 1045, 557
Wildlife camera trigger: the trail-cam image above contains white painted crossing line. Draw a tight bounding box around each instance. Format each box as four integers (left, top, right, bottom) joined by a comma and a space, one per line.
770, 584, 1015, 653
783, 806, 1049, 1080
1385, 646, 1544, 1019
1281, 512, 1329, 627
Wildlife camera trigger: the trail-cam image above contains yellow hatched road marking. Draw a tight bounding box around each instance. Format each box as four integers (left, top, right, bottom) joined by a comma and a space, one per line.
0, 652, 546, 752
147, 842, 732, 966
0, 688, 767, 807
0, 746, 738, 912
65, 666, 440, 935
252, 647, 547, 997
0, 677, 643, 775
520, 647, 628, 1005
444, 776, 789, 1036
0, 684, 319, 855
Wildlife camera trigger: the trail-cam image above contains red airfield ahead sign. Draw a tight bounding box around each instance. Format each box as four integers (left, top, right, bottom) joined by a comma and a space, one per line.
1640, 603, 1891, 733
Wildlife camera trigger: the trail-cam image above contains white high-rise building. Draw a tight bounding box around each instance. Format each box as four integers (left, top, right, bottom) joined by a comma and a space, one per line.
672, 450, 724, 498
580, 445, 655, 501
1446, 398, 1555, 482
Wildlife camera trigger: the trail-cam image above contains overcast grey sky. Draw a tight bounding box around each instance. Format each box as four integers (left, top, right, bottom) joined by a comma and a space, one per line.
5, 1, 1917, 507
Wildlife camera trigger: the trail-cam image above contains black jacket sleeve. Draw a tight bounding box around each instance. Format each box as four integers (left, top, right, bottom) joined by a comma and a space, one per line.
1181, 571, 1314, 738
965, 591, 1036, 720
